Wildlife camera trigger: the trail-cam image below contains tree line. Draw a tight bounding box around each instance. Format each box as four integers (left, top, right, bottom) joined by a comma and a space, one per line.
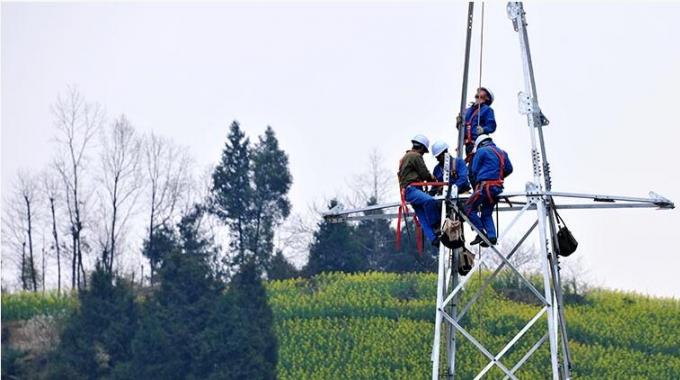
2, 86, 437, 295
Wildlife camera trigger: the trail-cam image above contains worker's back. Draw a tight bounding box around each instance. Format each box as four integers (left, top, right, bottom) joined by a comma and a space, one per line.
471, 143, 513, 183
398, 150, 434, 188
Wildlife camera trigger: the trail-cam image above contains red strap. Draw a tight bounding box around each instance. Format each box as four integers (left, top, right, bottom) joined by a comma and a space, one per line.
488, 147, 506, 180
464, 107, 481, 144
395, 187, 430, 256
396, 153, 445, 255
408, 181, 447, 187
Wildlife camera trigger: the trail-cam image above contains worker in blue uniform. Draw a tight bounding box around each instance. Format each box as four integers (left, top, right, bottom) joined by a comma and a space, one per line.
429, 140, 471, 195
459, 87, 497, 158
464, 134, 513, 247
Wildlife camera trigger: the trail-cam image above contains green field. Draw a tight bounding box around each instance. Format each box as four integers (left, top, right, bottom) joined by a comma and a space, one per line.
3, 272, 680, 379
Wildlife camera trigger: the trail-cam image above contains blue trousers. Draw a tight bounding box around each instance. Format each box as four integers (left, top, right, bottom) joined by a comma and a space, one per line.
464, 185, 502, 240
404, 186, 440, 242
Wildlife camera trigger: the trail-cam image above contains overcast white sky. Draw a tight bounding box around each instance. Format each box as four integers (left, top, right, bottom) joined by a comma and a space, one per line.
2, 2, 679, 297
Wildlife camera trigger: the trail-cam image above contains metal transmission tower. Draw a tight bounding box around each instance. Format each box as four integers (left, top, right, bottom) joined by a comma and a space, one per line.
323, 2, 674, 379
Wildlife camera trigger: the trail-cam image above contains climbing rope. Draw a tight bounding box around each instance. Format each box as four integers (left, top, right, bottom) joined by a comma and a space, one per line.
476, 2, 486, 128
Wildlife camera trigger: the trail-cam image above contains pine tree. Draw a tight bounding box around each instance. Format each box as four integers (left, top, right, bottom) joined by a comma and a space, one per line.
141, 223, 176, 284
305, 200, 367, 276
268, 250, 299, 280
227, 261, 278, 379
126, 207, 224, 380
249, 126, 292, 271
50, 265, 138, 379
210, 121, 252, 263
210, 123, 292, 274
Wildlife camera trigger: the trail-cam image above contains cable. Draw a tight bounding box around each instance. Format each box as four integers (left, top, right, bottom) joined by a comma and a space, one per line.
476, 2, 486, 128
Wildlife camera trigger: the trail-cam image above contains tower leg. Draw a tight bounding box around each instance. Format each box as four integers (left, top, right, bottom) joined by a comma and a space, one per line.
535, 198, 561, 380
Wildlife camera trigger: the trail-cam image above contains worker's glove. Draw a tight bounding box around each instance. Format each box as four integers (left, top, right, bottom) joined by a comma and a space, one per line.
476, 126, 484, 135
455, 115, 462, 130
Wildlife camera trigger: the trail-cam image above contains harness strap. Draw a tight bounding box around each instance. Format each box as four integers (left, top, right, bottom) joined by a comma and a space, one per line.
465, 107, 481, 144
396, 152, 444, 255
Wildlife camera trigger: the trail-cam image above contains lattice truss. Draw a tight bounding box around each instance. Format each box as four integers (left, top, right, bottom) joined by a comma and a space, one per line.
323, 2, 674, 379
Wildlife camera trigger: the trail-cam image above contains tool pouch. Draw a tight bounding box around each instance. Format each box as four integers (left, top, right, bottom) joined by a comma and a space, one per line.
441, 218, 464, 249
555, 211, 578, 257
458, 248, 475, 276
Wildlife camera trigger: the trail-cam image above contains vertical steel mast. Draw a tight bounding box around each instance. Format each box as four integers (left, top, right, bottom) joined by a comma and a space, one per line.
438, 3, 475, 379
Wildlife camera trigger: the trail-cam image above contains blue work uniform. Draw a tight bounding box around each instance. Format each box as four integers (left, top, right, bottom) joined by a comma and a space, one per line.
464, 104, 497, 155
432, 155, 471, 194
464, 143, 513, 240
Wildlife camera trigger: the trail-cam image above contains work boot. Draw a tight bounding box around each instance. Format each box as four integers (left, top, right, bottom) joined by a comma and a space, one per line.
480, 237, 498, 247
470, 235, 484, 246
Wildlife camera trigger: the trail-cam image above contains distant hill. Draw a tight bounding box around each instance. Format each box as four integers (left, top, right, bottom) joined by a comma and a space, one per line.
3, 272, 680, 379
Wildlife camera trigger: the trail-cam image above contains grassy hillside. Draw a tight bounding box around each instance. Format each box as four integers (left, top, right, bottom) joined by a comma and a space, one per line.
3, 272, 680, 379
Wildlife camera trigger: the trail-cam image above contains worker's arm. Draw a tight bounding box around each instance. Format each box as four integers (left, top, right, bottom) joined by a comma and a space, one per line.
414, 155, 437, 182
429, 165, 444, 195
470, 150, 484, 187
454, 158, 470, 190
503, 152, 514, 177
482, 107, 497, 134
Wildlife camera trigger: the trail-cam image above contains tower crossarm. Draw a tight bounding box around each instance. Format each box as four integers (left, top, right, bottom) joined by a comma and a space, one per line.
322, 190, 674, 223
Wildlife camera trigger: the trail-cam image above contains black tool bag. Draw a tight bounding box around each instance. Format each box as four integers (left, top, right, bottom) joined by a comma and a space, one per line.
458, 248, 475, 276
441, 218, 465, 249
555, 210, 578, 257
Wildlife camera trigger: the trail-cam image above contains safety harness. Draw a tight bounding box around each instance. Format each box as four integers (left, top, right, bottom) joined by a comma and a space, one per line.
464, 107, 480, 145
471, 146, 506, 205
396, 155, 446, 255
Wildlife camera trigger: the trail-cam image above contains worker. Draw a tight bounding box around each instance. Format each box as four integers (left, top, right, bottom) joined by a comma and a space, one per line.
398, 134, 441, 247
464, 134, 513, 247
429, 140, 471, 195
458, 87, 497, 158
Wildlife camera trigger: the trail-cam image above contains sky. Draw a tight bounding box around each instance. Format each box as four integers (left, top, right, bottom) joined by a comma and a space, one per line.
2, 2, 679, 297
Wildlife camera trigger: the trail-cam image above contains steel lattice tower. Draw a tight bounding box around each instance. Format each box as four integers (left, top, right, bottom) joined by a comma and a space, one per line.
323, 3, 674, 379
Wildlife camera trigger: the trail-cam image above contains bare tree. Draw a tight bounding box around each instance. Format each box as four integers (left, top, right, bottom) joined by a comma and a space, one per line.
3, 171, 42, 291
20, 172, 40, 291
41, 169, 64, 293
98, 115, 142, 273
2, 192, 31, 291
142, 133, 193, 281
53, 86, 104, 289
346, 148, 396, 208
560, 256, 591, 296
41, 233, 47, 293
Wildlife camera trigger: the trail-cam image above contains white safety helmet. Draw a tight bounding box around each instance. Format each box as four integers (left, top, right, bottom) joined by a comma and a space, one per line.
473, 134, 492, 153
479, 87, 494, 105
431, 140, 449, 158
411, 134, 430, 153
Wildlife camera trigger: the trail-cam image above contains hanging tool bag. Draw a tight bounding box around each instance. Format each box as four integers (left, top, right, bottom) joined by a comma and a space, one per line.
555, 210, 578, 257
441, 218, 464, 249
458, 248, 475, 276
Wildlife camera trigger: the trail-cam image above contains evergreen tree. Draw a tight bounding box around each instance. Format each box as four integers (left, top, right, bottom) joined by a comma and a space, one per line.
305, 200, 366, 276
194, 261, 278, 380
50, 265, 138, 380
126, 207, 224, 380
210, 121, 252, 262
210, 123, 292, 274
248, 126, 292, 271
268, 250, 299, 280
141, 223, 176, 284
